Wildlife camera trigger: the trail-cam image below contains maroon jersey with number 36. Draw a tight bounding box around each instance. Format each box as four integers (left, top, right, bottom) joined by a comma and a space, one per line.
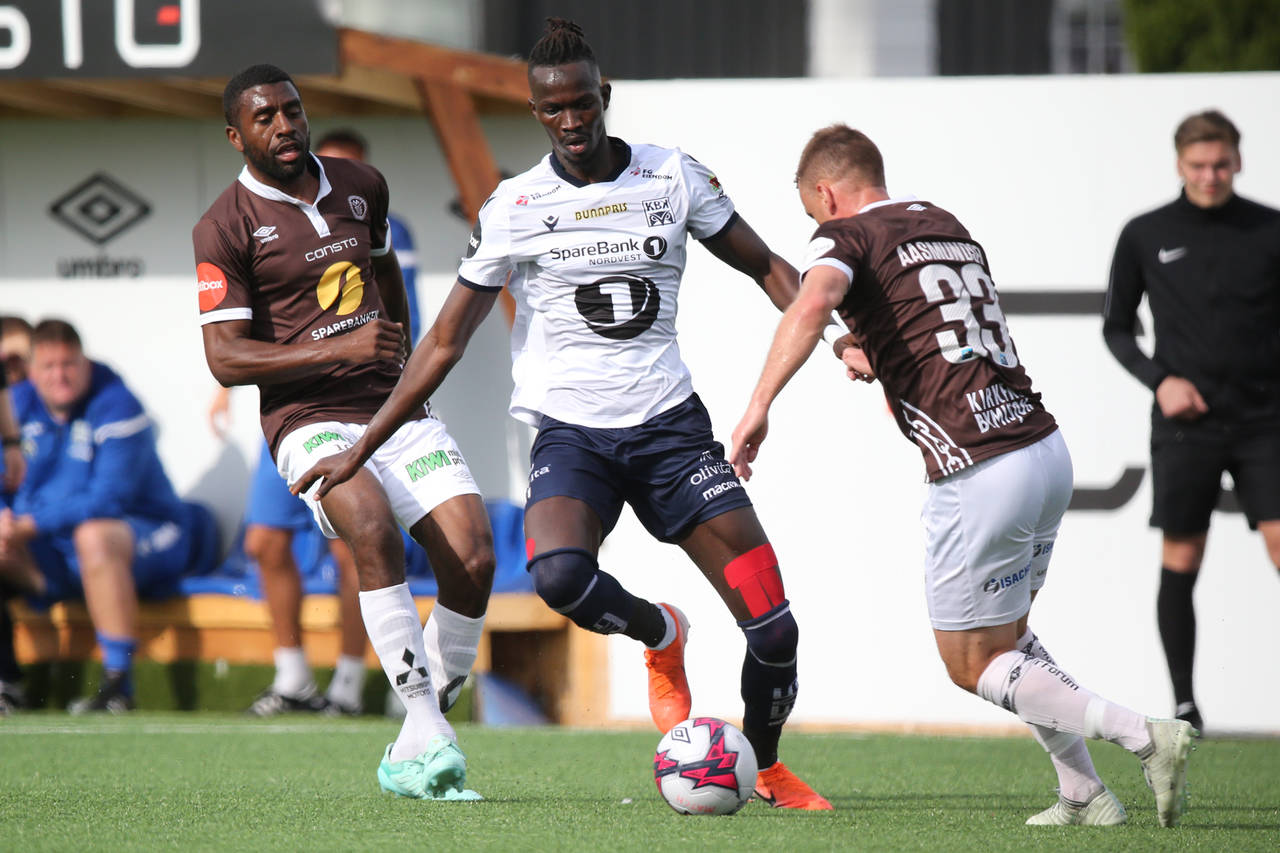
802, 198, 1056, 481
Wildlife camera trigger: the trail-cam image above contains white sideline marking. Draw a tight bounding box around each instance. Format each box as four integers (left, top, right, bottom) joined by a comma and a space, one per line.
0, 721, 375, 736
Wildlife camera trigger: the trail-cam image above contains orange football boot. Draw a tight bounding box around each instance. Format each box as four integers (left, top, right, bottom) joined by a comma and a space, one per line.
754, 761, 834, 810
644, 602, 691, 732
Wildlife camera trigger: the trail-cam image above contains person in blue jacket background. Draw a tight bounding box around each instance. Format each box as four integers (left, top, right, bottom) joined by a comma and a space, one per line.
0, 319, 215, 713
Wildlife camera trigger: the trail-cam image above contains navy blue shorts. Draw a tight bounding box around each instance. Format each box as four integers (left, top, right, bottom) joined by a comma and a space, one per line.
527, 393, 753, 543
29, 514, 193, 603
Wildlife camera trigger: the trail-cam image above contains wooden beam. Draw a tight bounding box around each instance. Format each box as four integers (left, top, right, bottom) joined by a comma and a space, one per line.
0, 81, 127, 118
47, 79, 220, 119
416, 77, 516, 324
341, 28, 529, 105
297, 66, 421, 111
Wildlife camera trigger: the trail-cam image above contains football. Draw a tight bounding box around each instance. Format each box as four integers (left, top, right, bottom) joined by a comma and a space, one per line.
653, 717, 758, 815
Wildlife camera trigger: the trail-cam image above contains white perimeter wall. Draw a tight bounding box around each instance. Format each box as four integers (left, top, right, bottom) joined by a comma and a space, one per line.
2, 72, 1277, 733
598, 72, 1280, 734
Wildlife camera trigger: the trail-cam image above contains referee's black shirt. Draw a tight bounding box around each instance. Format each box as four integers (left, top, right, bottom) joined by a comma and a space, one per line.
1103, 190, 1280, 429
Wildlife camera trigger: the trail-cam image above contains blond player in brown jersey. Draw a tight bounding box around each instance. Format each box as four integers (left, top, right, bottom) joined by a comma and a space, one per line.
730, 124, 1196, 828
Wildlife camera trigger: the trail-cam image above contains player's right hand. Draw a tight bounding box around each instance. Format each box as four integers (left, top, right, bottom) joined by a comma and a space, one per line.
841, 345, 876, 383
341, 319, 405, 365
1155, 375, 1208, 420
729, 407, 769, 481
290, 449, 362, 501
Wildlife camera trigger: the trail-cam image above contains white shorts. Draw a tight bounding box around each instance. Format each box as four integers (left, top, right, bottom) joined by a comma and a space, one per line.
922, 429, 1072, 631
276, 416, 481, 539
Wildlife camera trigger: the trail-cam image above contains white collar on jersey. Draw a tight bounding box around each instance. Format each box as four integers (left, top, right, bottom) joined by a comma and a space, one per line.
858, 194, 919, 214
236, 153, 332, 208
237, 154, 334, 237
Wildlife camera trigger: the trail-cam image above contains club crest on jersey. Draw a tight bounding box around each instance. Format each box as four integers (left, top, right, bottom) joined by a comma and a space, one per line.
348, 195, 368, 220
643, 197, 675, 227
252, 225, 278, 244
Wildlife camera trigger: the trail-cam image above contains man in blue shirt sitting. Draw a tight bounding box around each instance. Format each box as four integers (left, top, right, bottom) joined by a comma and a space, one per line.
0, 319, 214, 712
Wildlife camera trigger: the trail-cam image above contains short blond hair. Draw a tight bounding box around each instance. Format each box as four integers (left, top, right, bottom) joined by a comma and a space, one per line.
796, 124, 885, 188
1174, 110, 1240, 153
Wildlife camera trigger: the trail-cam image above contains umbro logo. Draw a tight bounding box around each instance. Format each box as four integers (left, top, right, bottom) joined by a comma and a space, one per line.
1158, 246, 1187, 264
542, 215, 559, 232
253, 225, 279, 244
906, 203, 927, 211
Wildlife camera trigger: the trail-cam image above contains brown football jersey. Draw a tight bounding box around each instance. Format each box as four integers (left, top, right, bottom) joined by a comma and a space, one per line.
803, 198, 1056, 481
193, 155, 418, 456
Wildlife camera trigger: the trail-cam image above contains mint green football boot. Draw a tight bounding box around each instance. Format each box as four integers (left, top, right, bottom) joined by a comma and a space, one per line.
377, 744, 427, 798
421, 735, 483, 801
376, 738, 483, 801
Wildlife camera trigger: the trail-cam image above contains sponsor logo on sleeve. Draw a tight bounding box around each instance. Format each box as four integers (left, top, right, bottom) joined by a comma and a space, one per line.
196, 262, 228, 311
348, 195, 368, 219
643, 197, 675, 227
802, 237, 836, 268
708, 175, 724, 197
464, 220, 482, 258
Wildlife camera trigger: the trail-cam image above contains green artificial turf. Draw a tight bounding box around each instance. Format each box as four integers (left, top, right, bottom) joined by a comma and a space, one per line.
0, 715, 1276, 852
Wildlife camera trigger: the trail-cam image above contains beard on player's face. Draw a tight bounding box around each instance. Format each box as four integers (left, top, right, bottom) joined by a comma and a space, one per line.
243, 133, 310, 185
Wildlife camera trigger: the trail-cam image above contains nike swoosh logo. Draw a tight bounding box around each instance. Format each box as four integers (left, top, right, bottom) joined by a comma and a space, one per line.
1158, 247, 1187, 264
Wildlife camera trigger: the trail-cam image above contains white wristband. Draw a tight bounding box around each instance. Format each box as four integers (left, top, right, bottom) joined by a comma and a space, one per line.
821, 323, 846, 347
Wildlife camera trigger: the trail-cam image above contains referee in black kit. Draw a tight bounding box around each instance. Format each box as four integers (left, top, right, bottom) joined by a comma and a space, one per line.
1103, 109, 1280, 735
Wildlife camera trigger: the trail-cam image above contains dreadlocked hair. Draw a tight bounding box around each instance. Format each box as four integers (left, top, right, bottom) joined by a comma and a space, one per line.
527, 17, 597, 71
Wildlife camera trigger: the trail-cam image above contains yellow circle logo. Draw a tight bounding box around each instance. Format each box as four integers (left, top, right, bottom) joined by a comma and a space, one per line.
317, 262, 365, 315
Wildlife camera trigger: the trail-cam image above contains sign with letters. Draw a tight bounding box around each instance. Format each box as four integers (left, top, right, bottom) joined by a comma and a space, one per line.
0, 0, 336, 78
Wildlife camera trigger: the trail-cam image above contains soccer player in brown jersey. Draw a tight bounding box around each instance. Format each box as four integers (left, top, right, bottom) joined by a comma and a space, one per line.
194, 64, 493, 801
730, 124, 1197, 828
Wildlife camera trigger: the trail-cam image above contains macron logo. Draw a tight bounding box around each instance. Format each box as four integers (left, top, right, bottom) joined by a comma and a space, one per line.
253, 225, 279, 244
1158, 246, 1187, 264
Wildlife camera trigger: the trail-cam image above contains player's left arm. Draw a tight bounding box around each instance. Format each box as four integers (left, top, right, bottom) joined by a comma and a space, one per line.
372, 250, 411, 352
729, 265, 849, 480
700, 216, 799, 313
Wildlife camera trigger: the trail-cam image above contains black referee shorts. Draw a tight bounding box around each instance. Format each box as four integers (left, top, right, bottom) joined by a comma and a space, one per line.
1150, 420, 1280, 534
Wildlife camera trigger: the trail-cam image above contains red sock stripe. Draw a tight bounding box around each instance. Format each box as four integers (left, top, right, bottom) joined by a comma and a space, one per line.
723, 544, 784, 618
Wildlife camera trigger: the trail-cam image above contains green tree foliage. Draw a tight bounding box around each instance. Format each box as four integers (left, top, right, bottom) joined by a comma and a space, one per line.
1124, 0, 1280, 71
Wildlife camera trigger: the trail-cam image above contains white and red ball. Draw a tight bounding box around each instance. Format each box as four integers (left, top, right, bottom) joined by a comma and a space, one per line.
653, 717, 758, 815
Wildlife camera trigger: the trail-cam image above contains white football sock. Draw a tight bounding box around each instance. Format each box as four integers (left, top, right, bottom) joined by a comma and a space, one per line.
977, 649, 1152, 754
271, 646, 314, 697
325, 654, 367, 708
422, 604, 485, 711
1017, 629, 1104, 803
359, 583, 455, 761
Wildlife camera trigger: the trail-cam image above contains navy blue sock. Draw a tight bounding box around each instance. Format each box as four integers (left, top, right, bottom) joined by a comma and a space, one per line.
529, 548, 665, 645
738, 602, 799, 769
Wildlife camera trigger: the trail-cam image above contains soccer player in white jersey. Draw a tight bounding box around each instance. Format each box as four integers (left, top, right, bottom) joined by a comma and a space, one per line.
293, 18, 831, 809
730, 124, 1196, 827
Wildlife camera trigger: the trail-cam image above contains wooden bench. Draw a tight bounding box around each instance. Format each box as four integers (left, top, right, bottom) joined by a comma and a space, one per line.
11, 593, 607, 725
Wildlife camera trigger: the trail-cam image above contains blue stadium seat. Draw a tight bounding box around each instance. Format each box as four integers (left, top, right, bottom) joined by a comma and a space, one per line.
179, 499, 533, 599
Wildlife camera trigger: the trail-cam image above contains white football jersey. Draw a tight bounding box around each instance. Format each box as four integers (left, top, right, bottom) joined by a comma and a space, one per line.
458, 139, 736, 428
